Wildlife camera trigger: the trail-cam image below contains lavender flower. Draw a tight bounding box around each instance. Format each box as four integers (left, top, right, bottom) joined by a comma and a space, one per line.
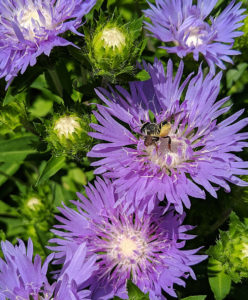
0, 0, 96, 88
144, 0, 246, 72
49, 177, 207, 300
87, 59, 248, 215
0, 238, 96, 300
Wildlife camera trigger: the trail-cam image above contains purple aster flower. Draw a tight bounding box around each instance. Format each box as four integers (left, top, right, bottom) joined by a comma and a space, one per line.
49, 177, 207, 300
143, 0, 246, 72
0, 0, 96, 88
0, 238, 96, 300
87, 59, 248, 215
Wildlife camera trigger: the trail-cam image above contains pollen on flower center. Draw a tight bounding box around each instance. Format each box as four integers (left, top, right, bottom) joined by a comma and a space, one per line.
119, 237, 138, 257
107, 226, 148, 267
54, 116, 81, 137
101, 28, 126, 49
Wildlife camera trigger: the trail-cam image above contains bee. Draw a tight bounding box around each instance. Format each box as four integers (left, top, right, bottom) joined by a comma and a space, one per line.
140, 121, 172, 150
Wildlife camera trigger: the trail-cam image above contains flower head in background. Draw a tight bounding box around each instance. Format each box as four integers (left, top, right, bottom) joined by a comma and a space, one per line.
0, 238, 96, 300
144, 0, 246, 72
0, 0, 96, 88
87, 59, 248, 215
49, 177, 207, 300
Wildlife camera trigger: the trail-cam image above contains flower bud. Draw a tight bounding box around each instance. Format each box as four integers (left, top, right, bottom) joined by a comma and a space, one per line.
85, 13, 145, 82
46, 112, 95, 158
208, 212, 248, 283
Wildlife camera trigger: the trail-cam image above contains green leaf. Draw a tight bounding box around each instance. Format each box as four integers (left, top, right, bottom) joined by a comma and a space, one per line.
30, 74, 64, 104
0, 135, 38, 162
182, 296, 207, 300
135, 69, 150, 81
0, 162, 21, 186
2, 87, 27, 106
36, 156, 66, 186
0, 200, 18, 216
127, 281, 149, 300
208, 258, 232, 300
28, 97, 53, 118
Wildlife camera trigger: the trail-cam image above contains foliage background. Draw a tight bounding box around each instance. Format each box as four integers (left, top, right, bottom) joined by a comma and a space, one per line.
0, 0, 248, 299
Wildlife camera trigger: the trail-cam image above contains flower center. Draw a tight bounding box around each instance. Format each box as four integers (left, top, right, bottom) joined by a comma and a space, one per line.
184, 26, 206, 47
144, 136, 193, 170
54, 116, 81, 138
27, 197, 41, 210
90, 214, 167, 288
119, 237, 137, 257
101, 28, 126, 49
17, 6, 52, 40
109, 229, 147, 266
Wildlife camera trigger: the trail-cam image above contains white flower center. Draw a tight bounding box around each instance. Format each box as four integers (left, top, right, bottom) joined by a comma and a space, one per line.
54, 116, 81, 138
17, 6, 52, 40
145, 136, 192, 170
101, 28, 126, 49
184, 27, 205, 47
27, 197, 40, 210
109, 229, 147, 266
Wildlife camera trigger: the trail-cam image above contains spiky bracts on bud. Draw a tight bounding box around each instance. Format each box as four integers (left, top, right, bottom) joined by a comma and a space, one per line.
85, 11, 145, 82
208, 212, 248, 283
46, 112, 96, 158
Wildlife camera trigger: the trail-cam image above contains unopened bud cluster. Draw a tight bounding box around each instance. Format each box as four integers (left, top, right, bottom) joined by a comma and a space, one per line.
85, 13, 145, 82
46, 112, 95, 157
208, 212, 248, 283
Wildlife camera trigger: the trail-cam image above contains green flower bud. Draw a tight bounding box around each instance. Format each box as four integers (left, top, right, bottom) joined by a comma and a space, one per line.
46, 112, 95, 158
85, 12, 145, 82
208, 212, 248, 283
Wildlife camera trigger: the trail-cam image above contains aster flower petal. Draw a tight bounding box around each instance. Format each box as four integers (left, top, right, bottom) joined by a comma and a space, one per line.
0, 0, 96, 88
0, 238, 96, 300
87, 59, 248, 215
0, 238, 53, 300
143, 0, 246, 72
49, 177, 207, 299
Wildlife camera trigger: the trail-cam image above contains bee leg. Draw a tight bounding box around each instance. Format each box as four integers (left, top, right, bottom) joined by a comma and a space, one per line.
164, 136, 172, 151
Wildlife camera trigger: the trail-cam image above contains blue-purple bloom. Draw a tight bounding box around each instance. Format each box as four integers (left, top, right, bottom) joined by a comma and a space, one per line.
0, 238, 96, 300
144, 0, 246, 72
0, 0, 96, 87
87, 59, 248, 215
49, 177, 207, 300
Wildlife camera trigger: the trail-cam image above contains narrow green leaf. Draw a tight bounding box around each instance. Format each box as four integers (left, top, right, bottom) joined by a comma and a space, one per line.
0, 135, 38, 162
208, 258, 232, 300
0, 162, 21, 186
182, 296, 207, 300
36, 156, 66, 186
0, 200, 18, 215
